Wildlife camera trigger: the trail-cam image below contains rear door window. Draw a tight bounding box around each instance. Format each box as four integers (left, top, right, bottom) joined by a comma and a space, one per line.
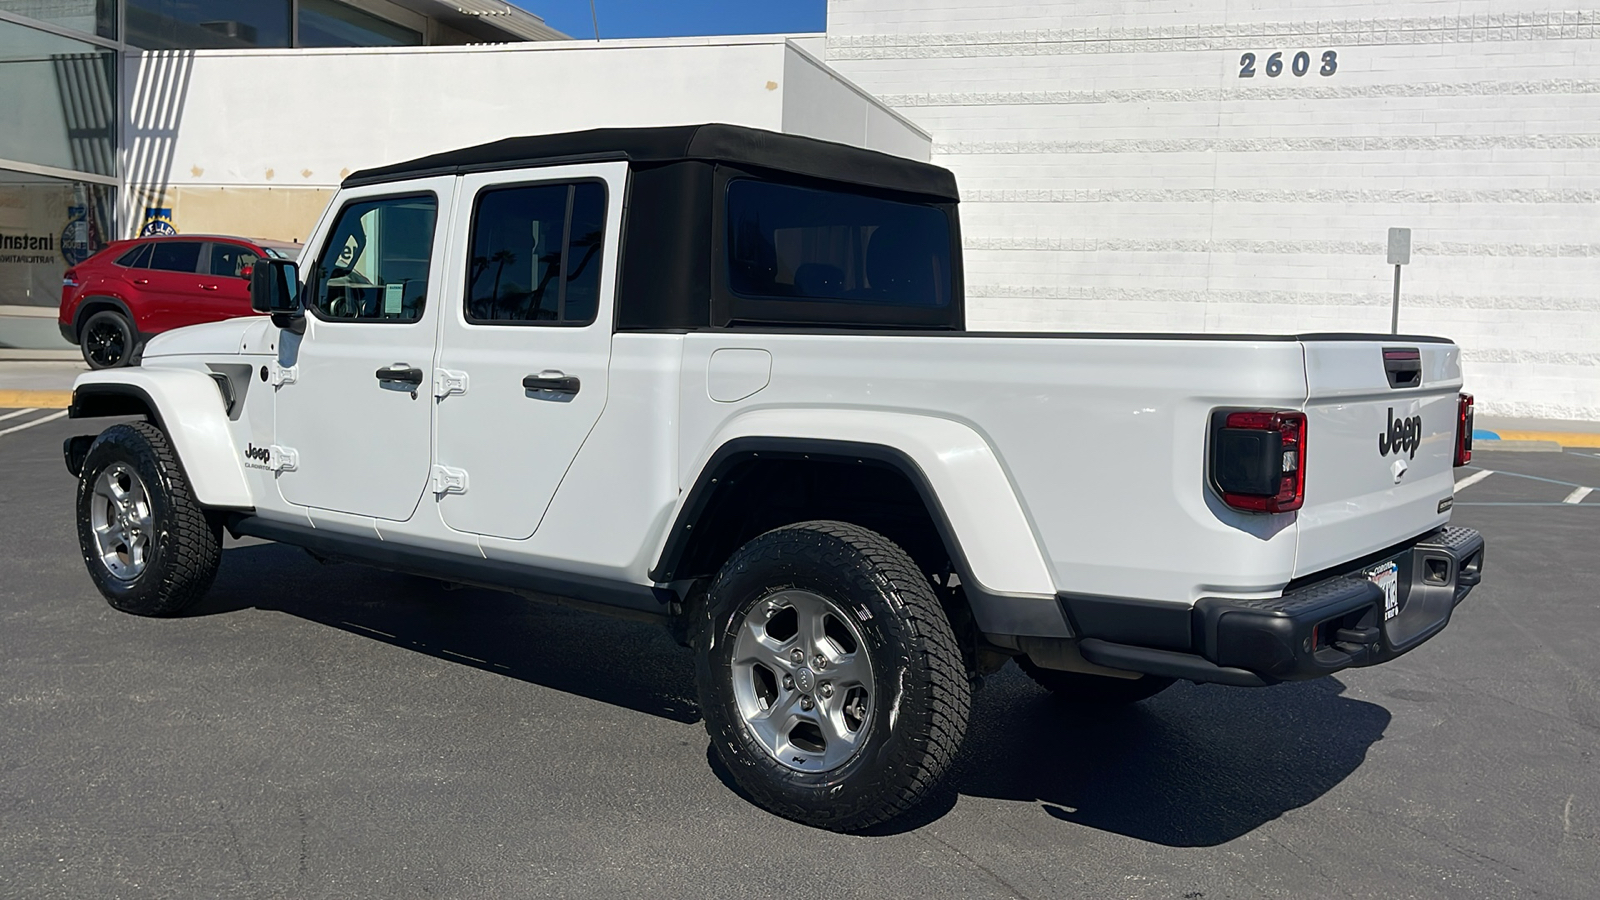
465, 181, 607, 325
148, 241, 203, 273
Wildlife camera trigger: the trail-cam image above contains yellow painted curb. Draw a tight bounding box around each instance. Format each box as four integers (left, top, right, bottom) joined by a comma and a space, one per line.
0, 390, 72, 409
1489, 430, 1600, 449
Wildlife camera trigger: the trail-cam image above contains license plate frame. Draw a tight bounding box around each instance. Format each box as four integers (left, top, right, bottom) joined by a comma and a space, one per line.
1369, 560, 1400, 621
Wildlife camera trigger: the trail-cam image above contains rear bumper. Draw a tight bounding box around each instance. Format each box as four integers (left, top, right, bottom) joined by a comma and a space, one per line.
1077, 526, 1485, 686
59, 322, 77, 344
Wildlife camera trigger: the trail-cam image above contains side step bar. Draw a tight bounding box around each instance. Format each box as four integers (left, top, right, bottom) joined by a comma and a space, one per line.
1077, 639, 1268, 688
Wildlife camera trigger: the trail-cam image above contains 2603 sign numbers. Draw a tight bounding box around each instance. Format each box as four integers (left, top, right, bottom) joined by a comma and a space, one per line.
1239, 50, 1337, 78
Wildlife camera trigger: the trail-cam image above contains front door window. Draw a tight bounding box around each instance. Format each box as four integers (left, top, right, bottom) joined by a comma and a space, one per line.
310, 195, 437, 322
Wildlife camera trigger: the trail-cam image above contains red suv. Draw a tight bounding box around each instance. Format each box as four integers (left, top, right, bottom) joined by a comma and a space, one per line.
59, 235, 301, 368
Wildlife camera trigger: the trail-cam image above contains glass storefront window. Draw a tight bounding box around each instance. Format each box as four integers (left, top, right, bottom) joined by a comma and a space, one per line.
0, 168, 113, 308
0, 1, 117, 41
127, 0, 291, 50
0, 17, 116, 176
299, 0, 420, 48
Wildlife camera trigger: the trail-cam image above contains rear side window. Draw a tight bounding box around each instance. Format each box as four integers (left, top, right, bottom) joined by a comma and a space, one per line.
148, 241, 202, 273
308, 194, 438, 322
117, 244, 152, 268
466, 181, 607, 325
726, 180, 952, 309
208, 243, 260, 279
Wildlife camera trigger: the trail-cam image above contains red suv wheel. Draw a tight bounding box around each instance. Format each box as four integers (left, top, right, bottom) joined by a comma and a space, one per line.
80, 310, 136, 369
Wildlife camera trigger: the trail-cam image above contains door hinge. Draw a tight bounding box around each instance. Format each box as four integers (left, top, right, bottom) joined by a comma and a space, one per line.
431, 464, 468, 495
433, 368, 469, 399
269, 362, 298, 387
270, 444, 298, 472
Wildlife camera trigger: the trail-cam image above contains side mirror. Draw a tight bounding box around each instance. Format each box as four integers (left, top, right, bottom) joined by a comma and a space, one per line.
250, 258, 303, 332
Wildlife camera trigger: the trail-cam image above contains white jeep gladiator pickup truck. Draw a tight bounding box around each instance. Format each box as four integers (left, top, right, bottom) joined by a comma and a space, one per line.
64, 124, 1485, 831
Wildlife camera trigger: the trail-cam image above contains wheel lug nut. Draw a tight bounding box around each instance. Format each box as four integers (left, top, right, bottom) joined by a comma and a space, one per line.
820, 683, 834, 698
782, 674, 794, 690
813, 654, 826, 669
789, 648, 804, 664
800, 696, 814, 711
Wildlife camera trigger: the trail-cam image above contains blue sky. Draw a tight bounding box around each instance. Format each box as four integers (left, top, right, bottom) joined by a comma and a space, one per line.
518, 1, 826, 40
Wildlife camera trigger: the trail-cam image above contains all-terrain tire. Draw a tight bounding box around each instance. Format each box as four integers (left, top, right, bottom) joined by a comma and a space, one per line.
75, 422, 222, 616
1017, 656, 1175, 705
695, 520, 971, 832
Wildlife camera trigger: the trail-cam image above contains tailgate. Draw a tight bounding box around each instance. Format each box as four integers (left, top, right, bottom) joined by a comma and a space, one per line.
1295, 338, 1463, 577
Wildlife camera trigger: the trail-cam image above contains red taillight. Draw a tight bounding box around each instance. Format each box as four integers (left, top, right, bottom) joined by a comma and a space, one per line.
1455, 392, 1474, 467
62, 268, 78, 288
1210, 409, 1307, 513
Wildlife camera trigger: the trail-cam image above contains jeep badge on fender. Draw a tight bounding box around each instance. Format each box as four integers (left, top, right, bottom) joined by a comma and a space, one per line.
1379, 408, 1424, 459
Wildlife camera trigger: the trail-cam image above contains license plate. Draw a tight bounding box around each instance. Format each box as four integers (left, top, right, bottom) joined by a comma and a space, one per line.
1369, 561, 1400, 621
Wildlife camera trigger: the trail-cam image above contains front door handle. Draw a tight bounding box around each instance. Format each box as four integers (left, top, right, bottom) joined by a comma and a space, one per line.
376, 364, 424, 386
522, 371, 580, 395
132, 278, 149, 285
201, 283, 219, 291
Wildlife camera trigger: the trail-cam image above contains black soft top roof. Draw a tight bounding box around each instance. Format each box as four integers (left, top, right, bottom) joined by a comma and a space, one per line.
342, 123, 958, 200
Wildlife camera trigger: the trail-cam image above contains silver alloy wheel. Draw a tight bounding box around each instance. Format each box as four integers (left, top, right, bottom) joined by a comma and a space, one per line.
730, 589, 875, 773
90, 462, 154, 581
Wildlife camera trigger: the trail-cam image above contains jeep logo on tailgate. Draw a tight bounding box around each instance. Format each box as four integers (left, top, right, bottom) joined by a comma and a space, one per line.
1378, 408, 1423, 459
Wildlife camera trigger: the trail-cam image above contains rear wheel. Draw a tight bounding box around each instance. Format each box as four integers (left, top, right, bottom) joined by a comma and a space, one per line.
1017, 656, 1175, 705
75, 422, 221, 616
80, 310, 135, 369
695, 521, 971, 831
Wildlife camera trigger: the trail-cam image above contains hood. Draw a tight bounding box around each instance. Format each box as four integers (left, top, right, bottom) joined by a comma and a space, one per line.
140, 317, 272, 359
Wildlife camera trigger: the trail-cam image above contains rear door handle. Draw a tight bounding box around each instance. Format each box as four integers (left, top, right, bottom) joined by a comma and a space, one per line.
522, 371, 580, 395
132, 278, 149, 285
376, 364, 424, 386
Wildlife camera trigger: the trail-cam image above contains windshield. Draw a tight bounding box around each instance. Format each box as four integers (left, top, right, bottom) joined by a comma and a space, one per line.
726, 180, 952, 309
263, 246, 300, 260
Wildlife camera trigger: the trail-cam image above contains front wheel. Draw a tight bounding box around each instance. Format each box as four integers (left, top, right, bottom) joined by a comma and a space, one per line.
75, 422, 221, 616
695, 521, 971, 831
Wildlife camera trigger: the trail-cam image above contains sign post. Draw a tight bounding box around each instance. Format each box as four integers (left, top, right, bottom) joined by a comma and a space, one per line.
1387, 227, 1411, 334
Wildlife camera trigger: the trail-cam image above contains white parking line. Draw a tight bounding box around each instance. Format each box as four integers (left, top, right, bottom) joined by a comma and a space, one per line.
0, 407, 41, 423
1564, 486, 1594, 505
1454, 469, 1495, 492
0, 410, 67, 437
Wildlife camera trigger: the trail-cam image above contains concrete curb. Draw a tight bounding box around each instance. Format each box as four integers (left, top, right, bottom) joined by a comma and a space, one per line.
1475, 440, 1564, 452
0, 390, 72, 409
1478, 430, 1600, 449
0, 350, 80, 361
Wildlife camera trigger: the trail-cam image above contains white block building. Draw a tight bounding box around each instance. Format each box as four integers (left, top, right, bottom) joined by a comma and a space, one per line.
118, 36, 927, 243
823, 0, 1600, 420
6, 0, 1594, 419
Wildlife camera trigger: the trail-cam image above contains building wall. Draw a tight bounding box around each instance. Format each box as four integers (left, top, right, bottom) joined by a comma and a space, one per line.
123, 36, 929, 247
824, 0, 1600, 420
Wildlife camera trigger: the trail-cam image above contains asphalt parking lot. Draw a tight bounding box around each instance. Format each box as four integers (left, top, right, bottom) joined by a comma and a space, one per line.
2, 411, 1596, 900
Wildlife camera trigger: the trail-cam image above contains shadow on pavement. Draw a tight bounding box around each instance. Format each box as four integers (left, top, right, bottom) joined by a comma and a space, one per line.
191, 541, 701, 723
940, 675, 1390, 846
194, 542, 1390, 845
